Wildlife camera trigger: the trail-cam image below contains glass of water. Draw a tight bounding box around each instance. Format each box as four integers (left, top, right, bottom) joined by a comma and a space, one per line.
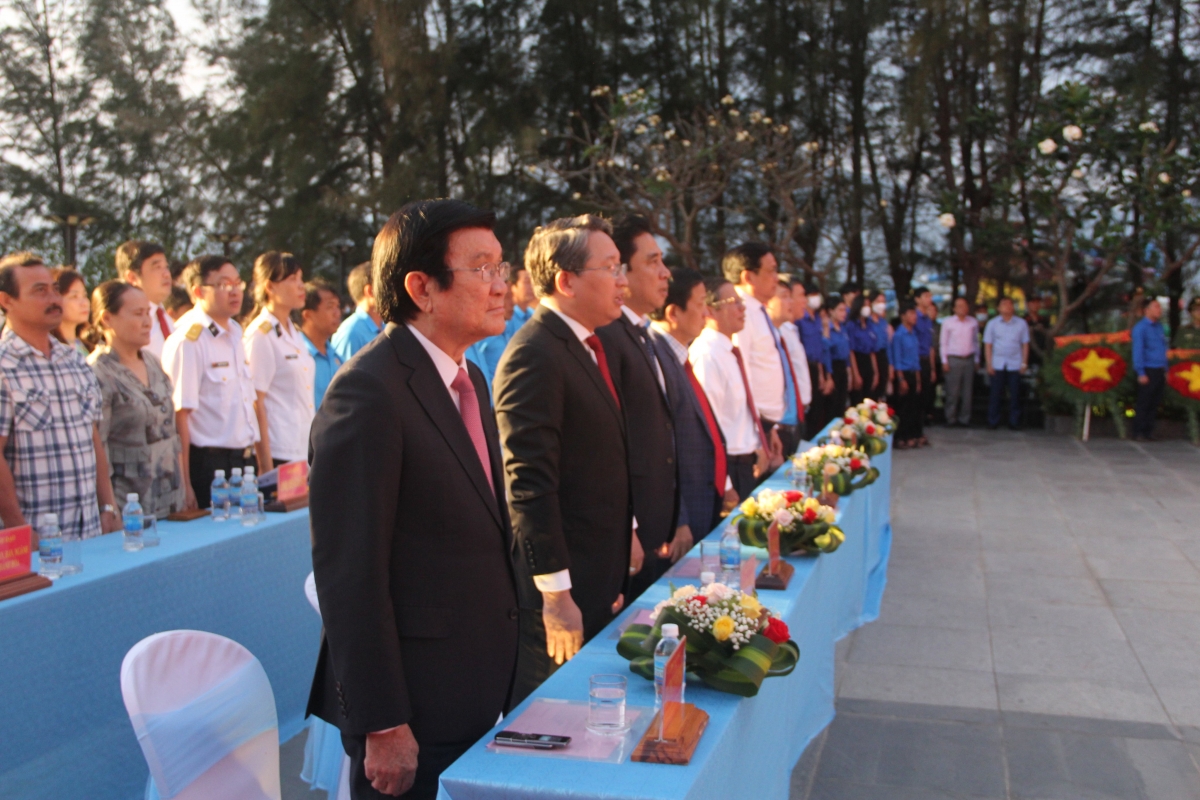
142, 515, 160, 547
699, 540, 721, 574
587, 674, 628, 735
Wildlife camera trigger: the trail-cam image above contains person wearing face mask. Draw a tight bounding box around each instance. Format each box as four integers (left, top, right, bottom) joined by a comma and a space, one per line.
244, 251, 317, 470
794, 282, 834, 437
868, 292, 891, 401
939, 296, 979, 427
847, 295, 879, 406
89, 281, 193, 516
823, 297, 852, 417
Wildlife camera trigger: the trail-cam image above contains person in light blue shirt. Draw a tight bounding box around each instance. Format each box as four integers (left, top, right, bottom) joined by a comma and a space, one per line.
889, 302, 922, 447
509, 265, 538, 327
296, 279, 344, 410
1132, 298, 1169, 440
330, 262, 382, 362
982, 297, 1029, 430
465, 278, 519, 391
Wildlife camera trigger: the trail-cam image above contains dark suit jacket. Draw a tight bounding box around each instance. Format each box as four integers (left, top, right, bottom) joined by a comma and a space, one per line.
306, 323, 519, 746
596, 313, 678, 555
650, 327, 725, 538
493, 305, 632, 639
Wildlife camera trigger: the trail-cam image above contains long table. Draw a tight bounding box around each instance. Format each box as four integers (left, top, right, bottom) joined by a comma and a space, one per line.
0, 510, 320, 800
437, 438, 892, 800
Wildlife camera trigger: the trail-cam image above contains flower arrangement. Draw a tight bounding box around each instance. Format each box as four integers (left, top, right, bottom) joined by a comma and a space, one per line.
831, 399, 895, 455
616, 582, 800, 697
736, 489, 844, 554
792, 443, 880, 498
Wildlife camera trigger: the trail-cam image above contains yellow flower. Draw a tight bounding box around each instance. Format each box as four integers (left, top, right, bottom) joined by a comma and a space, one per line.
740, 594, 762, 613
803, 497, 819, 512
814, 533, 831, 549
823, 463, 841, 476
740, 498, 759, 517
712, 615, 735, 641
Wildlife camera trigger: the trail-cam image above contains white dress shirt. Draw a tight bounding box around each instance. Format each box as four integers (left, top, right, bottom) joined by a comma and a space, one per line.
144, 301, 175, 361
732, 288, 786, 421
244, 310, 317, 463
406, 324, 468, 410
621, 305, 665, 392
162, 307, 259, 449
939, 315, 980, 364
689, 326, 759, 455
779, 321, 813, 406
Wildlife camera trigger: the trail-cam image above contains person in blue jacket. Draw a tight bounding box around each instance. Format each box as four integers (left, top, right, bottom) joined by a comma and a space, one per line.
824, 296, 852, 418
847, 295, 879, 405
465, 274, 522, 391
1131, 297, 1169, 441
889, 302, 923, 448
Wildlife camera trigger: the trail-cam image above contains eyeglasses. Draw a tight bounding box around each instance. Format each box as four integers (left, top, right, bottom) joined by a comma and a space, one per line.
708, 295, 744, 309
579, 263, 628, 278
449, 262, 512, 282
202, 280, 246, 293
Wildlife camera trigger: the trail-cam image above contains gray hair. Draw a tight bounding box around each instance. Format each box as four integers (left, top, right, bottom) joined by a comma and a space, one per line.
524, 214, 613, 298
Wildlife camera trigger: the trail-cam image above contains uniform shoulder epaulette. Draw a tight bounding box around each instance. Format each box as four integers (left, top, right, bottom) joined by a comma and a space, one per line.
258, 320, 273, 334
185, 324, 203, 342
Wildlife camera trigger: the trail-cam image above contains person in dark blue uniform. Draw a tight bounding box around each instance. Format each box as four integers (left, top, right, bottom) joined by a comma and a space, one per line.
847, 295, 879, 406
1132, 297, 1169, 441
824, 296, 851, 420
869, 291, 891, 401
889, 302, 923, 448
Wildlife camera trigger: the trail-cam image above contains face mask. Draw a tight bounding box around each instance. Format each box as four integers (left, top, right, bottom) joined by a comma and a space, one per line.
872, 302, 886, 315
976, 313, 988, 323
807, 295, 822, 310
860, 305, 871, 318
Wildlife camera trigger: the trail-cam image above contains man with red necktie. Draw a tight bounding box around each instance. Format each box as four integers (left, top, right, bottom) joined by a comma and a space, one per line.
307, 200, 520, 799
494, 214, 640, 704
116, 240, 176, 360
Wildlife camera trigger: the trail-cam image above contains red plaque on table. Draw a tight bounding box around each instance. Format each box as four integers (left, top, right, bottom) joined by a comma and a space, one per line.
633, 634, 709, 764
266, 460, 310, 512
756, 521, 794, 591
0, 525, 51, 602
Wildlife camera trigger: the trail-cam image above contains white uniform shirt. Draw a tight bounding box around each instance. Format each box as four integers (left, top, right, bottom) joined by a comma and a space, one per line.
144, 301, 175, 361
244, 310, 316, 463
780, 321, 813, 406
689, 327, 759, 456
162, 307, 260, 449
732, 288, 786, 421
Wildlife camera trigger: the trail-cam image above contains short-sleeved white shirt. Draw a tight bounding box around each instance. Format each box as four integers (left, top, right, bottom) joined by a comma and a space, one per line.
161, 307, 259, 449
243, 310, 315, 462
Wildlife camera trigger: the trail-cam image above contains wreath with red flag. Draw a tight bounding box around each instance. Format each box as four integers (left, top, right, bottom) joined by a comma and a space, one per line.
1044, 332, 1136, 439
1165, 349, 1200, 444
1061, 346, 1127, 392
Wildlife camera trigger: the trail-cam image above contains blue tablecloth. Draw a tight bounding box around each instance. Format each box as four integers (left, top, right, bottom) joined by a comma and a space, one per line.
0, 511, 320, 800
437, 433, 892, 800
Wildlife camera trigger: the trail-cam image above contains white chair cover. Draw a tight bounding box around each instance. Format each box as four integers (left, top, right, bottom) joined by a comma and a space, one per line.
120, 630, 281, 800
301, 572, 352, 800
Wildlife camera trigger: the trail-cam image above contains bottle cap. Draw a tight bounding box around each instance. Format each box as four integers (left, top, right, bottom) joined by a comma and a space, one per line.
245, 467, 255, 475
214, 469, 225, 478
700, 571, 715, 584
231, 468, 242, 476
39, 512, 58, 527
126, 492, 138, 502
661, 623, 680, 639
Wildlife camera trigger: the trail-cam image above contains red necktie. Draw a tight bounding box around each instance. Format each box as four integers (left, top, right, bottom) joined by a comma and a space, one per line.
685, 359, 728, 495
731, 345, 770, 451
156, 306, 171, 339
450, 368, 494, 495
584, 335, 621, 409
778, 337, 806, 423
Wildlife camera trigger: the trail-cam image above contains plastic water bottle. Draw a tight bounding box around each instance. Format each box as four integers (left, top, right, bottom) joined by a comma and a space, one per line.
122, 493, 144, 552
210, 469, 229, 521
719, 525, 741, 590
240, 467, 258, 526
653, 623, 684, 708
36, 512, 62, 578
228, 468, 243, 521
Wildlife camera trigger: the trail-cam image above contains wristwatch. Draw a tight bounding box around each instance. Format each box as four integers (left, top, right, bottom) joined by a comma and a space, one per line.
100, 504, 115, 515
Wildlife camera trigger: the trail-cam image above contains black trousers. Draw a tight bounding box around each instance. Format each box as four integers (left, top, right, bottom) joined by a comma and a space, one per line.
850, 351, 875, 406
806, 361, 828, 439
895, 370, 924, 441
830, 359, 849, 421
874, 349, 890, 401
919, 355, 937, 422
728, 454, 757, 504
762, 418, 800, 458
1134, 368, 1166, 438
341, 731, 468, 800
188, 445, 255, 509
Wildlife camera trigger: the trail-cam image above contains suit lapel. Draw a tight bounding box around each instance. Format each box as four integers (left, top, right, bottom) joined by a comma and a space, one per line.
537, 307, 624, 428
621, 314, 671, 408
651, 329, 712, 447
388, 325, 504, 529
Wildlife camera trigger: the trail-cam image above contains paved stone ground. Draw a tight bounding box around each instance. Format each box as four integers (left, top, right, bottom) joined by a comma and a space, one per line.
791, 426, 1200, 799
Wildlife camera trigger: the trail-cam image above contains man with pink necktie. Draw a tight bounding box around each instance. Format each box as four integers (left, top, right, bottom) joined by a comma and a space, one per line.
307, 200, 520, 799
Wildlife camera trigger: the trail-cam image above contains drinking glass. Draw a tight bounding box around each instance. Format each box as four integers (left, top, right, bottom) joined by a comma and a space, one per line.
587, 674, 628, 735
142, 515, 160, 547
699, 540, 721, 574
61, 508, 83, 574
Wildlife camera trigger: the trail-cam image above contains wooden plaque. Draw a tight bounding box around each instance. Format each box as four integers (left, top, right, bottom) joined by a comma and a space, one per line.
265, 495, 309, 513
0, 572, 52, 602
756, 559, 795, 591
630, 704, 710, 765
166, 508, 211, 522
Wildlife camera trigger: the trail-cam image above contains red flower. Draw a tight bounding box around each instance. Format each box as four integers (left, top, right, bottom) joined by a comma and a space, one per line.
865, 424, 876, 435
764, 617, 790, 644
784, 490, 802, 504
802, 508, 817, 523
888, 405, 897, 416
843, 416, 854, 425
849, 458, 862, 470
691, 595, 707, 605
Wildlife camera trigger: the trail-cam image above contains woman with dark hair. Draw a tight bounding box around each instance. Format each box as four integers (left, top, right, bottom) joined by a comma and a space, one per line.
89, 281, 193, 515
824, 295, 851, 417
869, 291, 892, 400
847, 294, 879, 405
51, 268, 93, 357
243, 251, 315, 469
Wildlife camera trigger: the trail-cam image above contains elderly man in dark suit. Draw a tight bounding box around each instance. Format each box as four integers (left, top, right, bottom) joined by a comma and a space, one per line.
596, 214, 678, 597
307, 200, 520, 799
649, 267, 739, 542
494, 214, 640, 703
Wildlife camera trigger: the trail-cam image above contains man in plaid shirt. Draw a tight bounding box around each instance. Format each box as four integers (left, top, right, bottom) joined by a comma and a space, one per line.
0, 252, 120, 540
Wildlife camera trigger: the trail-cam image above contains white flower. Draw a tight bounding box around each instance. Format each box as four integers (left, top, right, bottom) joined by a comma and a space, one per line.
1184, 189, 1193, 198
1139, 121, 1159, 133
540, 128, 548, 135
840, 425, 855, 440
728, 109, 740, 118
664, 129, 676, 140
681, 139, 691, 148
1038, 138, 1058, 155
757, 223, 766, 231
634, 124, 648, 135
880, 198, 889, 208
803, 140, 818, 152
1158, 172, 1171, 184
763, 117, 773, 125
749, 112, 763, 123
703, 582, 733, 600
1062, 124, 1083, 142
654, 168, 671, 182
591, 85, 611, 97
773, 509, 795, 527
736, 130, 752, 142
721, 94, 735, 105
572, 192, 582, 200
647, 115, 661, 127
938, 212, 957, 229
673, 584, 698, 599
